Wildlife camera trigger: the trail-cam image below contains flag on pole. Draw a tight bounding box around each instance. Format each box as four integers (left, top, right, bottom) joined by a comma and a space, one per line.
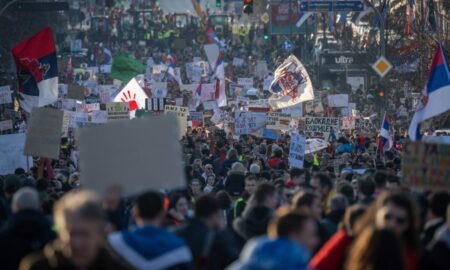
408, 44, 450, 140
110, 53, 146, 83
372, 0, 388, 28
206, 27, 225, 48
165, 54, 182, 86
406, 0, 416, 35
268, 55, 314, 110
379, 113, 393, 158
214, 53, 227, 107
11, 27, 58, 112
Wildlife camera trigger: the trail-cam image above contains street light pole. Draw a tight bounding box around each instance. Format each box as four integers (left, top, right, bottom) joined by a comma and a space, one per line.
367, 0, 385, 57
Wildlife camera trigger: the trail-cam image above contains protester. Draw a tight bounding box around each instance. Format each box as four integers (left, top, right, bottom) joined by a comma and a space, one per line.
232, 174, 257, 221
166, 192, 190, 227
421, 191, 450, 247
108, 191, 192, 270
19, 190, 132, 270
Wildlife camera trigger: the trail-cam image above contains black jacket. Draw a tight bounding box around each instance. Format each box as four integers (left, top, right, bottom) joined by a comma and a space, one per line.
175, 218, 238, 270
232, 206, 273, 251
0, 210, 55, 270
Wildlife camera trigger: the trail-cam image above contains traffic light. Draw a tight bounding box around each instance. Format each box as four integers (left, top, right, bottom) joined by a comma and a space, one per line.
243, 0, 253, 14
216, 0, 222, 8
378, 91, 385, 97
263, 26, 269, 40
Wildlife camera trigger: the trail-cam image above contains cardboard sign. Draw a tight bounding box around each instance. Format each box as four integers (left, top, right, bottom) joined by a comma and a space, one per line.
24, 108, 63, 159
188, 111, 204, 122
67, 84, 85, 101
305, 95, 324, 113
76, 103, 100, 113
232, 57, 245, 67
342, 116, 356, 130
289, 133, 306, 169
107, 102, 130, 121
234, 110, 247, 135
234, 111, 267, 135
402, 141, 450, 189
0, 85, 12, 105
99, 85, 117, 104
304, 117, 340, 140
78, 114, 185, 196
266, 112, 291, 130
69, 112, 89, 128
91, 110, 108, 124
327, 94, 349, 107
237, 77, 254, 89
282, 103, 303, 118
165, 105, 188, 139
200, 84, 216, 101
0, 133, 32, 174
0, 120, 13, 132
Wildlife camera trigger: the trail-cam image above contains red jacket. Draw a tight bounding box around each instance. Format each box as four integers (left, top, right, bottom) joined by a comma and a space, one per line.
309, 230, 352, 270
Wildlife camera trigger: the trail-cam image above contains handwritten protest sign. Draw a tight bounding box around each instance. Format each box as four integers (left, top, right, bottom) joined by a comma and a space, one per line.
188, 111, 204, 122
305, 117, 340, 140
232, 57, 245, 67
0, 120, 13, 132
355, 118, 376, 135
200, 84, 216, 101
282, 103, 303, 118
70, 112, 89, 128
24, 108, 63, 159
342, 116, 356, 130
78, 114, 185, 196
266, 112, 291, 130
234, 110, 247, 135
99, 85, 117, 104
106, 102, 130, 121
327, 94, 349, 107
305, 95, 324, 113
289, 133, 306, 169
67, 84, 85, 101
402, 141, 450, 189
237, 78, 254, 89
0, 85, 12, 105
91, 110, 108, 124
76, 103, 100, 113
165, 105, 188, 139
0, 133, 32, 174
234, 111, 267, 135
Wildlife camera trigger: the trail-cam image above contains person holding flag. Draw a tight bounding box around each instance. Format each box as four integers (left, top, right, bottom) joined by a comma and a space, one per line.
379, 113, 393, 159
408, 44, 450, 140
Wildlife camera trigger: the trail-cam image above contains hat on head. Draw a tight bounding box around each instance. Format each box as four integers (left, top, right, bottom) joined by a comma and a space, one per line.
249, 164, 261, 174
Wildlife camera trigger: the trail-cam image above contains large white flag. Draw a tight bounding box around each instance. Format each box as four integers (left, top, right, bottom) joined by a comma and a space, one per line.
113, 78, 148, 112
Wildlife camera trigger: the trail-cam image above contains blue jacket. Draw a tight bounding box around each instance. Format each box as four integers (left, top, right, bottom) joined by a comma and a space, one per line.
108, 225, 192, 270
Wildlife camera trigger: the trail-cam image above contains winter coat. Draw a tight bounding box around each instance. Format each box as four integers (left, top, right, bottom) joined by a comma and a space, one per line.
309, 230, 352, 270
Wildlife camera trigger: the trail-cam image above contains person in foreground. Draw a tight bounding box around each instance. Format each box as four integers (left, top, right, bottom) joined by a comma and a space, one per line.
108, 191, 192, 270
19, 190, 132, 270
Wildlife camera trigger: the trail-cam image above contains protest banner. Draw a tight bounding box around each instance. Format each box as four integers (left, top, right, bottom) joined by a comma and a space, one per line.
24, 107, 63, 159
342, 116, 356, 130
402, 141, 450, 189
67, 84, 85, 101
247, 99, 270, 111
200, 84, 216, 101
237, 78, 254, 89
106, 102, 130, 121
289, 133, 306, 169
266, 112, 291, 130
305, 117, 340, 140
0, 85, 12, 105
305, 95, 324, 113
152, 82, 168, 98
165, 105, 188, 139
0, 133, 32, 174
327, 94, 349, 107
76, 103, 100, 113
232, 57, 244, 67
78, 114, 185, 196
282, 103, 303, 118
0, 120, 13, 132
188, 111, 204, 122
235, 111, 267, 135
234, 110, 247, 136
91, 110, 108, 124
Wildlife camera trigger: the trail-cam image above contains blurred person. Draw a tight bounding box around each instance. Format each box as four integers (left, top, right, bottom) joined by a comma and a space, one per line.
176, 195, 238, 270
421, 191, 450, 247
321, 194, 348, 235
267, 148, 285, 170
166, 193, 190, 227
355, 191, 421, 270
0, 188, 55, 270
0, 174, 21, 221
232, 174, 257, 221
310, 173, 335, 211
20, 190, 132, 270
227, 209, 318, 270
344, 227, 405, 270
203, 174, 217, 194
309, 204, 366, 270
109, 191, 192, 270
356, 175, 376, 205
224, 162, 246, 198
189, 178, 203, 204
288, 168, 310, 189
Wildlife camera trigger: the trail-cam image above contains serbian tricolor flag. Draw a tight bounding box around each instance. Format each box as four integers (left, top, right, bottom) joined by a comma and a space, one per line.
379, 113, 393, 159
206, 27, 225, 48
214, 53, 227, 107
12, 28, 58, 112
409, 44, 450, 140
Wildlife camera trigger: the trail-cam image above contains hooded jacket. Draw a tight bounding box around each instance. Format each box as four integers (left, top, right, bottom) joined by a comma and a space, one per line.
232, 206, 273, 250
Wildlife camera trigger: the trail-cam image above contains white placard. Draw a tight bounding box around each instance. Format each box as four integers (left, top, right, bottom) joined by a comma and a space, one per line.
327, 94, 349, 107
0, 133, 32, 174
0, 86, 12, 105
289, 133, 306, 169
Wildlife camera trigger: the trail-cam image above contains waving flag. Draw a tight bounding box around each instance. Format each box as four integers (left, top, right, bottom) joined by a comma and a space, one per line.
164, 54, 182, 86
113, 78, 148, 118
409, 44, 450, 140
11, 27, 58, 112
406, 0, 416, 35
268, 55, 314, 110
379, 113, 393, 158
214, 53, 227, 107
206, 27, 225, 48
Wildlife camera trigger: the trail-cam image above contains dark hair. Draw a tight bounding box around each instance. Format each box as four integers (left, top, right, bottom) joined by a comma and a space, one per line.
135, 191, 164, 220
195, 195, 220, 218
268, 208, 312, 238
292, 191, 319, 209
373, 171, 388, 188
346, 228, 404, 270
342, 204, 366, 235
215, 191, 232, 210
249, 183, 276, 207
245, 174, 257, 183
337, 181, 354, 203
290, 168, 305, 178
315, 173, 333, 189
273, 149, 283, 158
168, 193, 188, 210
428, 191, 450, 218
357, 176, 375, 197
14, 168, 25, 176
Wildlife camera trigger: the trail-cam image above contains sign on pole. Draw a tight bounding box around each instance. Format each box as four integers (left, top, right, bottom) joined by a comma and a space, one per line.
299, 1, 364, 11
372, 56, 393, 78
304, 117, 340, 140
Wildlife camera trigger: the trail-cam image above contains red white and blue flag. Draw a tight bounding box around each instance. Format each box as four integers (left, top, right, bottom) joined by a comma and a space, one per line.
12, 27, 59, 112
379, 113, 393, 158
206, 27, 225, 48
409, 44, 450, 140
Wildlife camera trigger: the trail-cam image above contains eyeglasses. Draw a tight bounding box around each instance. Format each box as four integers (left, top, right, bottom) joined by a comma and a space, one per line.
384, 213, 407, 226
206, 167, 213, 170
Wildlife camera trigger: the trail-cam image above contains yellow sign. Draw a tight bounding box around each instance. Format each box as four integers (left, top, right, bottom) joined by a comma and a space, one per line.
372, 56, 393, 78
261, 13, 270, 24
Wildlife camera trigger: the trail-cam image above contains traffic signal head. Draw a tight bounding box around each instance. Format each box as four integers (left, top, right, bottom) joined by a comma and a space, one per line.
216, 0, 222, 8
263, 34, 269, 40
378, 91, 385, 97
243, 0, 253, 14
